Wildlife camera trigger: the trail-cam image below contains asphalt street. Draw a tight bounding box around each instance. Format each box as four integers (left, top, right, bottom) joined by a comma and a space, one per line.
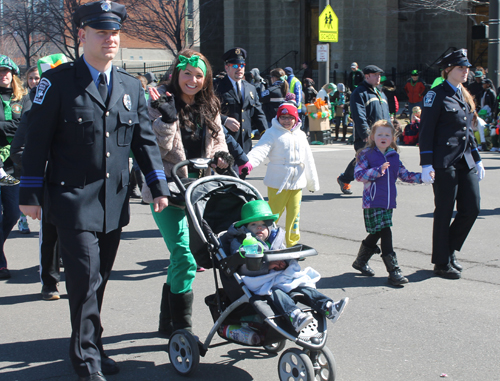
1, 142, 499, 381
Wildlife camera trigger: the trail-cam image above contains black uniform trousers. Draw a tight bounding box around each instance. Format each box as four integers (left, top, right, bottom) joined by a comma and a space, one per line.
57, 226, 121, 377
431, 157, 480, 265
39, 210, 60, 286
339, 140, 365, 183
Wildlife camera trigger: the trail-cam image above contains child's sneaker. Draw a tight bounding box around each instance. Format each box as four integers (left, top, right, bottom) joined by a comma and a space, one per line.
290, 310, 314, 332
18, 216, 30, 234
325, 297, 349, 323
0, 174, 20, 186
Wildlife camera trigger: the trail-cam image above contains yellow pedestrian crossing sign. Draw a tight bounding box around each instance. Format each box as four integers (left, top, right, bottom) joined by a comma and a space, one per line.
319, 5, 338, 42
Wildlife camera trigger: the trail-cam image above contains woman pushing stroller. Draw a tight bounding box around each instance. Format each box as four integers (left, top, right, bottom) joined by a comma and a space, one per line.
226, 200, 349, 332
143, 49, 229, 336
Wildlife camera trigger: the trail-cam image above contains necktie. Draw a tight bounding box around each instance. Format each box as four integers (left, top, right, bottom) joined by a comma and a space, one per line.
98, 73, 108, 104
236, 82, 242, 104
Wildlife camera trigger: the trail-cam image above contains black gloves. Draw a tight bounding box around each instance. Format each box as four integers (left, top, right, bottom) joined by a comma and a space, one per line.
151, 94, 178, 123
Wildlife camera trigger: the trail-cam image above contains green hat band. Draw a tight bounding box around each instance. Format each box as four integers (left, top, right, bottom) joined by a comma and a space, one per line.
176, 54, 207, 76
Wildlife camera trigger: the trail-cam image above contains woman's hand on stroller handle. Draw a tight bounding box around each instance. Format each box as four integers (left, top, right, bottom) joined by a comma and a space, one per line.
153, 196, 169, 213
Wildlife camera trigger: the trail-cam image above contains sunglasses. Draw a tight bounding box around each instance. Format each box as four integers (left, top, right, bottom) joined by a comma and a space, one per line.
230, 64, 245, 69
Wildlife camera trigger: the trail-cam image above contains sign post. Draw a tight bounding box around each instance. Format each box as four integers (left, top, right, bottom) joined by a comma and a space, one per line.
318, 2, 338, 89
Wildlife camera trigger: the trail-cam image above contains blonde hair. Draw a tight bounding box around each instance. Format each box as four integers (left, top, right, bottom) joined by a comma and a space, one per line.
357, 119, 399, 160
11, 75, 28, 101
442, 66, 475, 111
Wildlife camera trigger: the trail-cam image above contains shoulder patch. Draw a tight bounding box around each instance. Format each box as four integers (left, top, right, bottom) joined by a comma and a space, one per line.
261, 89, 270, 97
423, 91, 436, 107
33, 78, 52, 105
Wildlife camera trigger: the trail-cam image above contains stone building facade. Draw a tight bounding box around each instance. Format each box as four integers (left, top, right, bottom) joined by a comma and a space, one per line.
200, 0, 483, 86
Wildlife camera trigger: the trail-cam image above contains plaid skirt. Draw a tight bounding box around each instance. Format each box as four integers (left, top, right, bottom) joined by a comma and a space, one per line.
363, 208, 393, 234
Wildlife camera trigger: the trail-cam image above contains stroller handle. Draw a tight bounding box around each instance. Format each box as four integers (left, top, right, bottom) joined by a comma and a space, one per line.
171, 158, 239, 193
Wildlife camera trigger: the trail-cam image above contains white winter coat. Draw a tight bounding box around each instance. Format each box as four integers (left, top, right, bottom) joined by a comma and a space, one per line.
247, 118, 320, 194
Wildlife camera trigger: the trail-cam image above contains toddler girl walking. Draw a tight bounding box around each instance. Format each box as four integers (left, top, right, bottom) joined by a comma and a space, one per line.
353, 120, 422, 286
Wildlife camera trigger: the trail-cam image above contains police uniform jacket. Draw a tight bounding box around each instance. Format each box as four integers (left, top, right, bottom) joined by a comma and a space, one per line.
19, 57, 169, 233
350, 80, 390, 150
260, 82, 285, 124
419, 81, 480, 169
214, 75, 267, 153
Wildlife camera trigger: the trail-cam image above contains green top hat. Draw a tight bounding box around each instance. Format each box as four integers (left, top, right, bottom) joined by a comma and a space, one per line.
37, 54, 68, 76
234, 200, 280, 228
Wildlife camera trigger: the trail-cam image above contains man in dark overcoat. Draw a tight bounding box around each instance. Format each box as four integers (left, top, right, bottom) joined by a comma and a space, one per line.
19, 2, 169, 380
214, 47, 267, 153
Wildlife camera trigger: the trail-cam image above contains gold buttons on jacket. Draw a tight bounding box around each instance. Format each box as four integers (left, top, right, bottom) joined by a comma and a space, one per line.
78, 118, 82, 123
106, 152, 110, 157
463, 117, 467, 120
105, 132, 110, 138
106, 173, 110, 178
463, 127, 467, 131
61, 181, 65, 185
128, 120, 132, 124
106, 111, 110, 117
462, 137, 466, 140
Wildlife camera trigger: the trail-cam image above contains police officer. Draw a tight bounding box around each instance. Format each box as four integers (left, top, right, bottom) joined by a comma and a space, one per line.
419, 49, 484, 280
214, 47, 267, 153
19, 2, 169, 380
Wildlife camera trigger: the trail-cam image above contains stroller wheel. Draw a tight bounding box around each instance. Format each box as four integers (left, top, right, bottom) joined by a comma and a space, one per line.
263, 340, 286, 354
278, 348, 315, 381
307, 347, 337, 381
168, 329, 200, 376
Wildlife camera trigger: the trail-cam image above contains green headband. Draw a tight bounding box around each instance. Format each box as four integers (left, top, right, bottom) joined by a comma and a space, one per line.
176, 55, 207, 76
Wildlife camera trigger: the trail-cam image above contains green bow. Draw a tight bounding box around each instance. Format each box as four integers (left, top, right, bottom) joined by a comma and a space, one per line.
176, 55, 207, 76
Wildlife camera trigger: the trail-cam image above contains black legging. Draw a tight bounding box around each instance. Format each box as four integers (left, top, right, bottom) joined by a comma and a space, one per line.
363, 227, 393, 255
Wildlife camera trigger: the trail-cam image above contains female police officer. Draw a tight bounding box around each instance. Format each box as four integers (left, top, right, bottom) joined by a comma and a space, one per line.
419, 49, 484, 280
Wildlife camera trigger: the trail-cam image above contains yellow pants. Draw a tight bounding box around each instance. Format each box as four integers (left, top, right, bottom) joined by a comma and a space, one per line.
267, 187, 302, 247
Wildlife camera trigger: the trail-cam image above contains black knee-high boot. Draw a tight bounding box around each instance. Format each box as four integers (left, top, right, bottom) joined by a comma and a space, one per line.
352, 241, 380, 276
159, 283, 173, 336
381, 252, 408, 286
169, 291, 194, 333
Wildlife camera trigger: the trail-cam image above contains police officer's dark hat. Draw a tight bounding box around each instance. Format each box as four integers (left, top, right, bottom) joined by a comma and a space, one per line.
73, 1, 127, 30
223, 48, 247, 64
437, 49, 471, 68
363, 65, 384, 75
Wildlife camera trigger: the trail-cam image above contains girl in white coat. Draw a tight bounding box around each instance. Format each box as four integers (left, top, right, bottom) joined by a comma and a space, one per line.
239, 103, 319, 247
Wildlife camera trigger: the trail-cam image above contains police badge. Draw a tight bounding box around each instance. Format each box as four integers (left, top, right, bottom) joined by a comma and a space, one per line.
123, 94, 132, 110
101, 1, 111, 12
235, 48, 241, 55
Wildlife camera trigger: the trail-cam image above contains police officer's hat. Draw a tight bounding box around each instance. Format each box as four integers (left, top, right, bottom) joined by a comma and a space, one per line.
223, 48, 247, 64
437, 49, 471, 68
73, 1, 127, 30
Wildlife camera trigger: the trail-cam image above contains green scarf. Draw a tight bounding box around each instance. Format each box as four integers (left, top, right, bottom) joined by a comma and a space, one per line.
2, 97, 12, 121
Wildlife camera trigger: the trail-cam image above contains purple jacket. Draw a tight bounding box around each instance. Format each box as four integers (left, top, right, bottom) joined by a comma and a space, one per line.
355, 147, 422, 209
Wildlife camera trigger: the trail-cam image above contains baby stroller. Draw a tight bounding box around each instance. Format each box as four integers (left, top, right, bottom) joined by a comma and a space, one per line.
167, 158, 337, 381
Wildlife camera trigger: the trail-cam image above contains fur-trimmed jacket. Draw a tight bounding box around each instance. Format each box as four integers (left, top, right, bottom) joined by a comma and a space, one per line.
142, 85, 228, 202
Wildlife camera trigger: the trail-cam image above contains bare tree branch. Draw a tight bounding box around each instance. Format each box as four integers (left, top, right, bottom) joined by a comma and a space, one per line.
1, 0, 52, 66
399, 0, 488, 16
122, 0, 218, 57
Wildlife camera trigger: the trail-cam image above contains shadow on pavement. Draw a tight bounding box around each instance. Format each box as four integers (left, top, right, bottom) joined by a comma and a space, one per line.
0, 265, 40, 285
121, 229, 162, 240
109, 260, 169, 282
303, 193, 362, 202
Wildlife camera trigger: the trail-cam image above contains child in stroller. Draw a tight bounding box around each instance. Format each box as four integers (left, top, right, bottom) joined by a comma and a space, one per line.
226, 200, 349, 332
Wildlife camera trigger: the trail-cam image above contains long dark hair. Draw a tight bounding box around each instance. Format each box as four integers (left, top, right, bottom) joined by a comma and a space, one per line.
164, 49, 221, 138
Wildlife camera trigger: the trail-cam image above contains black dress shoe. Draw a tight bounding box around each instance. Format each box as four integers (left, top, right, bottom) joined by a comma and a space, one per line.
433, 264, 461, 279
79, 371, 107, 381
450, 253, 463, 272
101, 356, 119, 375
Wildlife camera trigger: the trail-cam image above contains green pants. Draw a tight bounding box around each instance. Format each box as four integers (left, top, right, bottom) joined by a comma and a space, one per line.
150, 205, 197, 294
